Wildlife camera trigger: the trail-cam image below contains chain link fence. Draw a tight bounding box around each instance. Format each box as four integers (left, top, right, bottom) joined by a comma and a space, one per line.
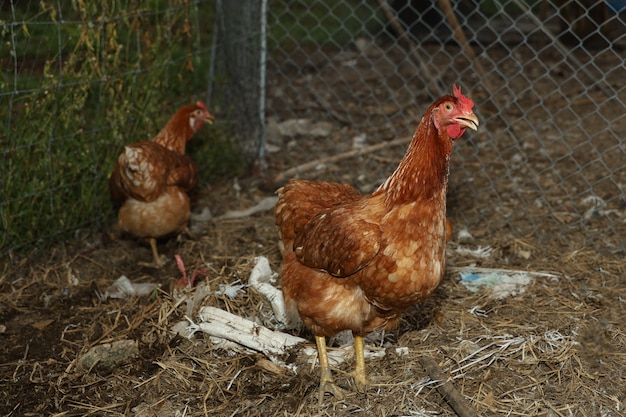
208, 0, 266, 166
263, 0, 626, 254
1, 0, 219, 255
2, 0, 625, 255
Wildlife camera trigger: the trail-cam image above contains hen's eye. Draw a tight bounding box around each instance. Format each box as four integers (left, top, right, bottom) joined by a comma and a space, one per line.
444, 103, 453, 111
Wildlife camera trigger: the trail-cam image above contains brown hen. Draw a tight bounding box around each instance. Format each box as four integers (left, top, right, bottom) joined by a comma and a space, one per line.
109, 101, 213, 267
275, 85, 478, 400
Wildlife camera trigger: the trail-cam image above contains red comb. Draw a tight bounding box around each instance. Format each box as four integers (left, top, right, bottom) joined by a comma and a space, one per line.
196, 101, 207, 111
453, 85, 474, 110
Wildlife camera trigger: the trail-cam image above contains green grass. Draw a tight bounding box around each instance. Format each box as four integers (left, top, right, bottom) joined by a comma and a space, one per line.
0, 0, 241, 255
267, 0, 384, 48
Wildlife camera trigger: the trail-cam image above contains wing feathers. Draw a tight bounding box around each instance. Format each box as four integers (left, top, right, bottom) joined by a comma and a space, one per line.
275, 179, 361, 243
276, 179, 381, 278
109, 141, 197, 203
294, 207, 381, 277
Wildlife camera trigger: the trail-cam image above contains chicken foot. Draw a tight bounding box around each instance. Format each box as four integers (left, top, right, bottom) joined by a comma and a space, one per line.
139, 237, 166, 268
315, 335, 346, 403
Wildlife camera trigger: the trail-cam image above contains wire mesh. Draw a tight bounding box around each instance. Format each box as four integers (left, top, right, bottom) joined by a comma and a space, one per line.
207, 0, 265, 166
264, 0, 626, 253
1, 0, 625, 255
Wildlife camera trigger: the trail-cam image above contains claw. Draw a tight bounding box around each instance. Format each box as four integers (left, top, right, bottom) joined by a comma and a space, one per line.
318, 379, 346, 404
145, 237, 166, 268
315, 335, 346, 404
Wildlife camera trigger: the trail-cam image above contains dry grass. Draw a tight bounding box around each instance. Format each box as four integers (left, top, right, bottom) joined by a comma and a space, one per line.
1, 173, 625, 416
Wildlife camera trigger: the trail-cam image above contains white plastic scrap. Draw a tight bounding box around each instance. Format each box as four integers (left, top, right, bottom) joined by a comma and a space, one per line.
455, 245, 492, 258
101, 276, 158, 300
459, 270, 531, 299
581, 194, 620, 220
352, 133, 367, 149
398, 408, 440, 417
248, 256, 291, 327
395, 346, 410, 356
468, 305, 489, 317
215, 281, 245, 299
456, 227, 474, 243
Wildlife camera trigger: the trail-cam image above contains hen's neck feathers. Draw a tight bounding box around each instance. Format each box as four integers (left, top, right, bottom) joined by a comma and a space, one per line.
152, 108, 195, 154
378, 102, 453, 206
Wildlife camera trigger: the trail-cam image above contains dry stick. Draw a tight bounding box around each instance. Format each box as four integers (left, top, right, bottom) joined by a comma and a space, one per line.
271, 135, 411, 186
311, 91, 352, 126
273, 4, 506, 188
419, 356, 480, 417
437, 0, 527, 143
376, 0, 443, 97
437, 0, 490, 90
508, 0, 612, 97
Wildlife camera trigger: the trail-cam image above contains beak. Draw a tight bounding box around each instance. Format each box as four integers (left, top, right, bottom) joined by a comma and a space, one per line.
204, 112, 215, 125
454, 112, 479, 131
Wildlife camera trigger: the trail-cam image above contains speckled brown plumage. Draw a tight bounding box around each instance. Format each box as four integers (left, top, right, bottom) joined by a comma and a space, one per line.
109, 102, 213, 266
275, 85, 479, 400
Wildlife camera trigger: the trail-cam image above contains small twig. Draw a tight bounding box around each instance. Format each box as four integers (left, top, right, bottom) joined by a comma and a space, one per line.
376, 0, 443, 96
217, 196, 278, 220
311, 91, 351, 125
437, 0, 490, 89
272, 135, 411, 187
437, 0, 534, 148
507, 0, 611, 97
419, 356, 479, 417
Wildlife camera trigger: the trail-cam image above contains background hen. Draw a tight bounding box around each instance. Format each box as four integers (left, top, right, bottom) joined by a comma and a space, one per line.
275, 85, 478, 400
109, 101, 213, 267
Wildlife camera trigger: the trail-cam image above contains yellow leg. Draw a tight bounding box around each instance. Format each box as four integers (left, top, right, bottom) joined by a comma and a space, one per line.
353, 334, 368, 390
315, 335, 346, 403
141, 237, 165, 267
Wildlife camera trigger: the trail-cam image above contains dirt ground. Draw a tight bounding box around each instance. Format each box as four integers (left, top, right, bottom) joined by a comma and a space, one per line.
2, 40, 625, 417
